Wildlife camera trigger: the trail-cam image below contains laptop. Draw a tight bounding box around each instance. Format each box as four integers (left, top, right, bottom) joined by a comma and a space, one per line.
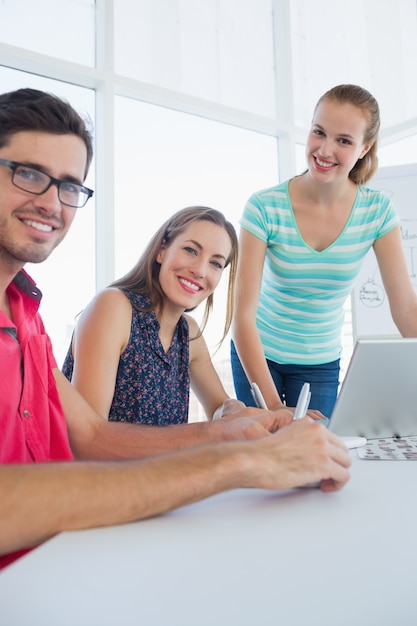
329, 338, 417, 439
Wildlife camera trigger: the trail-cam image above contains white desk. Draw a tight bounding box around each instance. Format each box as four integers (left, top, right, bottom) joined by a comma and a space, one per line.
1, 454, 416, 626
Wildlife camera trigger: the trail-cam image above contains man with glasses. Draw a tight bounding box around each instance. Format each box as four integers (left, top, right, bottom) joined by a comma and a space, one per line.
0, 158, 94, 208
0, 88, 350, 570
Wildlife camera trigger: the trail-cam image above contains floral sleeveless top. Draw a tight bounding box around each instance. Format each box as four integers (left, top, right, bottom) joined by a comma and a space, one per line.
62, 291, 190, 425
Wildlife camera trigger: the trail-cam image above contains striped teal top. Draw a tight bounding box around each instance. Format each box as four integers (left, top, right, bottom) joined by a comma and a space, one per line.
240, 180, 399, 365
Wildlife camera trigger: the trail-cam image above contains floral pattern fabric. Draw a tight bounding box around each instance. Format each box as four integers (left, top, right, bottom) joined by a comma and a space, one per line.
62, 291, 190, 425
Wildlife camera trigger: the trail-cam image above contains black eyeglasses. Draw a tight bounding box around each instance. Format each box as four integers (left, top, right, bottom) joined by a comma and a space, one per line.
0, 158, 94, 208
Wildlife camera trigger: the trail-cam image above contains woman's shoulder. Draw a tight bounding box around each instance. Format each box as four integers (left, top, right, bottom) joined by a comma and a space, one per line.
183, 314, 208, 360
183, 312, 196, 332
73, 288, 133, 350
243, 181, 291, 229
83, 288, 133, 321
249, 179, 289, 201
94, 287, 132, 306
357, 184, 392, 204
116, 289, 151, 307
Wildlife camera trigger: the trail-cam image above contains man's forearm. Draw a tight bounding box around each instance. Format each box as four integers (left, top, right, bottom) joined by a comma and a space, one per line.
71, 418, 227, 460
0, 444, 248, 556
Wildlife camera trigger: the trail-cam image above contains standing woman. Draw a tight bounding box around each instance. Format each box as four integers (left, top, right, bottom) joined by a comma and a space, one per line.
231, 84, 417, 418
63, 206, 241, 424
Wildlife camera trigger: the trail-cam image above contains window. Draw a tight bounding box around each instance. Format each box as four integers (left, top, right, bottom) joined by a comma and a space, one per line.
114, 0, 275, 117
0, 0, 95, 65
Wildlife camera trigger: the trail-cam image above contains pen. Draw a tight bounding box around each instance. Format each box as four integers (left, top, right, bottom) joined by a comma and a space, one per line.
250, 382, 269, 410
293, 383, 310, 420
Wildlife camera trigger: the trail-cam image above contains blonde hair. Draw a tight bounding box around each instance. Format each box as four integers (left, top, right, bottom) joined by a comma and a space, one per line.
314, 84, 380, 185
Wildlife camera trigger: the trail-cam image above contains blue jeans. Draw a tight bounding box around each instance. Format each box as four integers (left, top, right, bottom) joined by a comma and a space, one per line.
230, 341, 340, 419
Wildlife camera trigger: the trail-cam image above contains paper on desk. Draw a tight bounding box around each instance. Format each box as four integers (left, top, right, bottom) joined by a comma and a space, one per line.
357, 436, 417, 460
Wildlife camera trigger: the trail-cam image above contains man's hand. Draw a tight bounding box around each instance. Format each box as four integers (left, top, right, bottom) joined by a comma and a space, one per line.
213, 404, 295, 441
244, 418, 351, 492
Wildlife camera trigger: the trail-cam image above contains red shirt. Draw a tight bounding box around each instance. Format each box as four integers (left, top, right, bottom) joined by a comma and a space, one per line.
0, 270, 73, 570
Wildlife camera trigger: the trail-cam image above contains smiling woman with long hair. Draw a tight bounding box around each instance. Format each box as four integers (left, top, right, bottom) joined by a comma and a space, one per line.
63, 206, 240, 425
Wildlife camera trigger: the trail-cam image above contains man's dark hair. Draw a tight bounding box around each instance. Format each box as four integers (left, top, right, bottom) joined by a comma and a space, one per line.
0, 88, 94, 177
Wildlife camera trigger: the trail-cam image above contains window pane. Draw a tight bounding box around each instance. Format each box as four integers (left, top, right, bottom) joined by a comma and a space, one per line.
379, 135, 417, 168
0, 0, 95, 66
0, 67, 96, 366
290, 0, 417, 131
114, 0, 276, 117
295, 143, 306, 174
114, 97, 278, 363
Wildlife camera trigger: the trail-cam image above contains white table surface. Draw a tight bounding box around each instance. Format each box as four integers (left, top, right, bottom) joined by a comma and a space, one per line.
1, 454, 416, 626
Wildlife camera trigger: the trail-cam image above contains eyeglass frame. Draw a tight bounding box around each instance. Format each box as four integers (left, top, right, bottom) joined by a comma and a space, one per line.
0, 158, 94, 208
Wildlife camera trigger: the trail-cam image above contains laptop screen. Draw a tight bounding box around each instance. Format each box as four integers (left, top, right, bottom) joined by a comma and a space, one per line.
329, 338, 417, 439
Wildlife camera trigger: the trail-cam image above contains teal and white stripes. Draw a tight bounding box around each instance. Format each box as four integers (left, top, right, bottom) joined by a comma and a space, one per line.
240, 181, 399, 365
